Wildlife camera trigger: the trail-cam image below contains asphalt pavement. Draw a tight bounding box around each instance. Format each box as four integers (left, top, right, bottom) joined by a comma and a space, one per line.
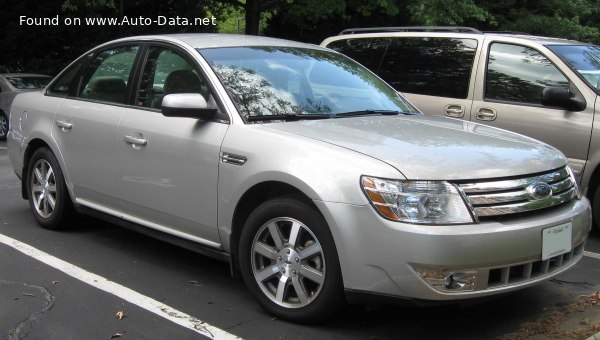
1, 139, 599, 340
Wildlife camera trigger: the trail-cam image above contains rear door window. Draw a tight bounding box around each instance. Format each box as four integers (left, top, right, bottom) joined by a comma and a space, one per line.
379, 37, 477, 99
78, 45, 139, 104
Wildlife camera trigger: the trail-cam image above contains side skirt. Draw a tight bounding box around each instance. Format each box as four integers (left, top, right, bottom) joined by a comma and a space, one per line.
74, 204, 232, 264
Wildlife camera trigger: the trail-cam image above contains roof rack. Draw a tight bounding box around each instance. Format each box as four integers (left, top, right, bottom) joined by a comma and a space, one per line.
339, 26, 483, 35
482, 31, 531, 35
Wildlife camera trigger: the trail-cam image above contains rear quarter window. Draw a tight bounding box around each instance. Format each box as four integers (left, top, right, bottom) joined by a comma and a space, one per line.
47, 54, 92, 97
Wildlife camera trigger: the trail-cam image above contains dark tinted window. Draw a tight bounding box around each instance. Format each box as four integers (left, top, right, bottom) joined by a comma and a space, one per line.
47, 55, 91, 96
486, 43, 569, 104
6, 76, 51, 89
379, 38, 477, 99
326, 38, 389, 72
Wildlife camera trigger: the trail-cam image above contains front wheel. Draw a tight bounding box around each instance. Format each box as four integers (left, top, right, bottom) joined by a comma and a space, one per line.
239, 197, 343, 323
26, 147, 74, 229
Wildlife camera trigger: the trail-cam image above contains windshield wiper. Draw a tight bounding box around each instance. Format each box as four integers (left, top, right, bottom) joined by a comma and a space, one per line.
246, 114, 332, 122
246, 110, 414, 122
333, 109, 411, 117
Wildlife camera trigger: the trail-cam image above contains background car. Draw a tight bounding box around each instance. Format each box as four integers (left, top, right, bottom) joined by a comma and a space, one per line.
0, 73, 52, 140
322, 27, 600, 229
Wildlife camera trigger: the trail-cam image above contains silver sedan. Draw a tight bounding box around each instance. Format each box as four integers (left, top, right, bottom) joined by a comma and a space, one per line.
7, 34, 591, 323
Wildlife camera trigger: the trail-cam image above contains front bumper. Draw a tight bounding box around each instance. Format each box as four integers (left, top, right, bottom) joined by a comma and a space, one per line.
315, 197, 591, 301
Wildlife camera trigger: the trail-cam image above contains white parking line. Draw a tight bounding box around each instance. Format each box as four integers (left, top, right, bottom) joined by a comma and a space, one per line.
0, 146, 7, 150
584, 251, 600, 260
0, 234, 242, 340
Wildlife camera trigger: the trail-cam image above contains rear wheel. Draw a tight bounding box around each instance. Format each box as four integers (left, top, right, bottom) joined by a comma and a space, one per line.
0, 111, 8, 141
26, 147, 74, 229
239, 197, 343, 323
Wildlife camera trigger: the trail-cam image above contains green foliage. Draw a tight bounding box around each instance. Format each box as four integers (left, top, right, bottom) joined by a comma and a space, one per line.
209, 3, 271, 34
61, 0, 116, 11
476, 0, 600, 44
283, 0, 398, 25
407, 0, 495, 26
504, 15, 600, 44
3, 0, 600, 74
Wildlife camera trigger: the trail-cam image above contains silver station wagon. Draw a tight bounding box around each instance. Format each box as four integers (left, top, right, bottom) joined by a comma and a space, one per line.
7, 34, 591, 323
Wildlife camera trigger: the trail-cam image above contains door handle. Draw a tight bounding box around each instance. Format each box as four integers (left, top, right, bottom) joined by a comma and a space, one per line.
444, 104, 464, 118
123, 135, 147, 147
475, 108, 497, 121
56, 120, 73, 131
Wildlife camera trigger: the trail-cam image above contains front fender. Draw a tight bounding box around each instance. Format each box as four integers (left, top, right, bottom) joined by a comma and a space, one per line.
216, 123, 402, 252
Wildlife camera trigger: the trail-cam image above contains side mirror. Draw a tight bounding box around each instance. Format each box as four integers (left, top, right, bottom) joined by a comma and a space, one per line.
541, 86, 586, 112
161, 93, 218, 119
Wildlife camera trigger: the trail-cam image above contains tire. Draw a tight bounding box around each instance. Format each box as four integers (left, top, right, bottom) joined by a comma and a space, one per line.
26, 147, 74, 230
0, 111, 8, 141
239, 197, 343, 323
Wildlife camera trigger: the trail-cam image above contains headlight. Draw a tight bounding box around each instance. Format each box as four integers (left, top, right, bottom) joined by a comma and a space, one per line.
361, 176, 473, 224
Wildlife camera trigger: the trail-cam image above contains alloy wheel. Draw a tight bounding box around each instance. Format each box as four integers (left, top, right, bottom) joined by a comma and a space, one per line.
0, 114, 7, 138
30, 159, 57, 218
250, 217, 326, 308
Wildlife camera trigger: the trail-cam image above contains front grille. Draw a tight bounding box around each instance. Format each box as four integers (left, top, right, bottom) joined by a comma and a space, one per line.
458, 167, 578, 218
487, 243, 584, 289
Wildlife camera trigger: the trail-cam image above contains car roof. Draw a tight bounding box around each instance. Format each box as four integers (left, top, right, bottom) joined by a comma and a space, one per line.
483, 33, 587, 46
108, 33, 328, 50
330, 27, 591, 47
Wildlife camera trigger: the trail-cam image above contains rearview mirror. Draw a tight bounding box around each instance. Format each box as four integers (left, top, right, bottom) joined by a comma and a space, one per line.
161, 93, 218, 119
541, 86, 586, 112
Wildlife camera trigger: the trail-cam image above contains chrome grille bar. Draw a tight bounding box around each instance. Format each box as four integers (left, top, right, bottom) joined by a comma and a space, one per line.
460, 167, 570, 194
473, 187, 577, 217
458, 167, 577, 218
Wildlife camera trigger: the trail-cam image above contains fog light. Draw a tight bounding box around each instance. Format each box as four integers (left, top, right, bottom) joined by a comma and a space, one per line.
416, 268, 477, 292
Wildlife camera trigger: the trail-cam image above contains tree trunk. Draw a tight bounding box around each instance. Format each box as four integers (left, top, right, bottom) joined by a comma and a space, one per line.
245, 0, 261, 35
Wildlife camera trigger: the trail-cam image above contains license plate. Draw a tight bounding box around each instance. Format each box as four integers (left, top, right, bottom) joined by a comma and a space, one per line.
542, 223, 572, 260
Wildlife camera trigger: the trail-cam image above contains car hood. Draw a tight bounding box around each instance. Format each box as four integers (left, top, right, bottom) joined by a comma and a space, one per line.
264, 115, 566, 180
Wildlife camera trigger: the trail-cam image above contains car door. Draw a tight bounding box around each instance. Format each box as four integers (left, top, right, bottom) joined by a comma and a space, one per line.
52, 45, 140, 208
471, 40, 595, 179
115, 45, 228, 245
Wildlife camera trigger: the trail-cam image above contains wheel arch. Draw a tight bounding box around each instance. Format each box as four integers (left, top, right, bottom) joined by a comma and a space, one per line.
228, 181, 323, 277
22, 139, 50, 199
21, 138, 71, 201
584, 160, 600, 229
586, 162, 600, 201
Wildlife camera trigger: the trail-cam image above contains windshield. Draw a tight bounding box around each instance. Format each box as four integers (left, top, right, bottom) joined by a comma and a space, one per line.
198, 46, 415, 121
6, 76, 52, 89
548, 45, 600, 92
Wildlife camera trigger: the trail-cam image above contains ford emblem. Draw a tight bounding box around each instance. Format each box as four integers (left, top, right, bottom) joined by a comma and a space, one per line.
527, 182, 553, 200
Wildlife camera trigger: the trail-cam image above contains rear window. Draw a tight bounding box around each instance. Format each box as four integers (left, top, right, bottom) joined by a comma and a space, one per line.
6, 76, 51, 89
327, 37, 477, 99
